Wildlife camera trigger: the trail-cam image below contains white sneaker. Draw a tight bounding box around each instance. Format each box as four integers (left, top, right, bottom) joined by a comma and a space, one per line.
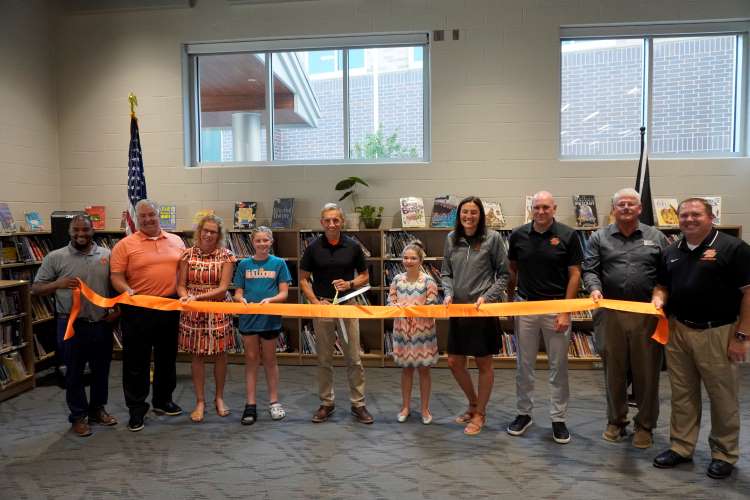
269, 402, 286, 421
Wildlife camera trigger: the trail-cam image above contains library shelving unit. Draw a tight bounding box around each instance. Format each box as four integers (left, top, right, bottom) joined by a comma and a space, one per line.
102, 224, 741, 370
0, 232, 56, 369
0, 280, 34, 401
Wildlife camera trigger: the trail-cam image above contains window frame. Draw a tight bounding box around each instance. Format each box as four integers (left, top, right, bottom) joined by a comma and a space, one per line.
559, 20, 750, 160
182, 33, 431, 167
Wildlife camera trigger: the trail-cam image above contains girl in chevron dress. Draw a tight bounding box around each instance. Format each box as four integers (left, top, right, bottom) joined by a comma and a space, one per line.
388, 240, 439, 424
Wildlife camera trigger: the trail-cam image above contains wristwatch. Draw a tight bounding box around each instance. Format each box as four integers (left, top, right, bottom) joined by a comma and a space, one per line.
735, 331, 748, 342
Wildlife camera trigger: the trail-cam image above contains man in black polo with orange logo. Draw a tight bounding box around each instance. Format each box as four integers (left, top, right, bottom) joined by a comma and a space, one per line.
652, 198, 750, 479
505, 191, 583, 444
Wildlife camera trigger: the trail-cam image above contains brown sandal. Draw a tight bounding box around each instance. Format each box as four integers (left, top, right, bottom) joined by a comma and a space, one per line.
464, 412, 486, 436
455, 403, 478, 424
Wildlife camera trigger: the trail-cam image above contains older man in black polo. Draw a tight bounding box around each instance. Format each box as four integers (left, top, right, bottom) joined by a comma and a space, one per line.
652, 198, 750, 479
299, 203, 373, 424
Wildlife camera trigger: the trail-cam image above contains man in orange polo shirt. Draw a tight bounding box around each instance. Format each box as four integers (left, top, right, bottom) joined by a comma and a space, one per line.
111, 199, 186, 432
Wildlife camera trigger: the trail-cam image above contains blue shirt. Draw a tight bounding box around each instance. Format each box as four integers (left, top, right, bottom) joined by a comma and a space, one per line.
233, 255, 292, 332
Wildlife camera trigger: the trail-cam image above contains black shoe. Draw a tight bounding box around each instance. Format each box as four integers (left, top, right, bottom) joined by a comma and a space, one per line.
152, 401, 182, 416
127, 414, 145, 432
241, 404, 257, 426
653, 449, 692, 468
707, 459, 733, 479
552, 422, 571, 444
507, 414, 533, 436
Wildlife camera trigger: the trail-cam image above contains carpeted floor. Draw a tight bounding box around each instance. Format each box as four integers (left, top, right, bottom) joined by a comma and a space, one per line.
1, 362, 749, 499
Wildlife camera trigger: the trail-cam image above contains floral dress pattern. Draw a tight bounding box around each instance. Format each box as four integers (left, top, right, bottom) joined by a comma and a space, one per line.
178, 246, 236, 355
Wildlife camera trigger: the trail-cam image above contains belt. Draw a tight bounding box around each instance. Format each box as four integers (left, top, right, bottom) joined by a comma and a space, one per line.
59, 314, 100, 323
676, 318, 736, 330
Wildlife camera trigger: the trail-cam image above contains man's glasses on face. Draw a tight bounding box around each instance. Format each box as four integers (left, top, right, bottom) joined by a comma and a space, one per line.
615, 202, 639, 209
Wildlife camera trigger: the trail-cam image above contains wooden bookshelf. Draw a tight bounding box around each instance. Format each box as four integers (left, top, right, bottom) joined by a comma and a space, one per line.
105, 225, 740, 370
0, 232, 57, 369
0, 280, 35, 401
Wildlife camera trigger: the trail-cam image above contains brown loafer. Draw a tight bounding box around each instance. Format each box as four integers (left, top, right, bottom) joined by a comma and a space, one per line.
351, 405, 374, 424
311, 405, 335, 423
89, 408, 118, 426
71, 419, 92, 437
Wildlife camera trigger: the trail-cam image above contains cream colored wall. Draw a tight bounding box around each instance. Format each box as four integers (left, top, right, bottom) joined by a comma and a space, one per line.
0, 0, 60, 228
54, 0, 750, 235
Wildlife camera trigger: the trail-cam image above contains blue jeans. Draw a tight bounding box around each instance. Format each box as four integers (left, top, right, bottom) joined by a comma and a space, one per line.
57, 318, 113, 423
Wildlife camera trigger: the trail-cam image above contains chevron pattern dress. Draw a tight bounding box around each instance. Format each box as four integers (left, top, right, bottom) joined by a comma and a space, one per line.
388, 272, 439, 367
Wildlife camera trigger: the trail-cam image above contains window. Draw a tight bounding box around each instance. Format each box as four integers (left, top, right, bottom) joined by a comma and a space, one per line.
560, 22, 748, 158
183, 34, 429, 166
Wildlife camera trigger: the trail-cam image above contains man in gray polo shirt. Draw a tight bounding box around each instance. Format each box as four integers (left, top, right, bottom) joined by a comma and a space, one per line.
583, 188, 668, 449
33, 214, 117, 437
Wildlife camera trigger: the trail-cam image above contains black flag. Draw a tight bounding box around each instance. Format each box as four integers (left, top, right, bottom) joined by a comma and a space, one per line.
635, 126, 654, 225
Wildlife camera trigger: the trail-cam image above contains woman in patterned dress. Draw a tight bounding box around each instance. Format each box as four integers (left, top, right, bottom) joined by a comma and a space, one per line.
177, 215, 236, 422
388, 240, 439, 425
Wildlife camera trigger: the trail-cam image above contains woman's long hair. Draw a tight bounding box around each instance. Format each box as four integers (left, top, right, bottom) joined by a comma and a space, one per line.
452, 196, 486, 245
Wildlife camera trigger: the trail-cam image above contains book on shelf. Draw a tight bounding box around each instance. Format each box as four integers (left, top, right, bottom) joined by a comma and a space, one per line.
23, 211, 44, 231
31, 295, 54, 322
120, 210, 128, 230
1, 320, 23, 348
524, 195, 534, 224
0, 290, 22, 318
159, 205, 177, 231
483, 200, 506, 228
1, 351, 29, 381
192, 209, 215, 229
84, 206, 106, 230
271, 198, 295, 229
384, 230, 418, 258
697, 195, 721, 225
0, 203, 16, 233
653, 198, 679, 226
430, 195, 458, 228
0, 243, 19, 264
400, 197, 426, 228
234, 201, 257, 230
572, 195, 598, 227
33, 334, 47, 360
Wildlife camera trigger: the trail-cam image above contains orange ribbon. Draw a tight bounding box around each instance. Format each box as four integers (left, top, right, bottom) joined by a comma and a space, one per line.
65, 279, 669, 344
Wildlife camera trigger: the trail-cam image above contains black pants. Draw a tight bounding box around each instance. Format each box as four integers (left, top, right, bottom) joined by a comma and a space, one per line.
120, 305, 180, 417
57, 318, 113, 423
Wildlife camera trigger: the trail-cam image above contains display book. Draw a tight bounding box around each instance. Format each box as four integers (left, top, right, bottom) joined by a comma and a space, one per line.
0, 280, 34, 401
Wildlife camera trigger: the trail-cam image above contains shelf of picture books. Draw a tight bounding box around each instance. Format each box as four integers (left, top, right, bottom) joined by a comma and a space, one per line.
102, 224, 740, 370
0, 280, 35, 401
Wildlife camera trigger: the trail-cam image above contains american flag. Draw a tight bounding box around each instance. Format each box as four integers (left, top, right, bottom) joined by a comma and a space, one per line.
125, 115, 147, 234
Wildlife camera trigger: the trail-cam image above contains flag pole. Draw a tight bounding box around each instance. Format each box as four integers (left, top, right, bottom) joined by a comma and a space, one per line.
128, 92, 138, 118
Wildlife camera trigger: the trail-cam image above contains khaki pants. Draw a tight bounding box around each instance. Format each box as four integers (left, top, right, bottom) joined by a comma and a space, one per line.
666, 319, 739, 463
598, 310, 662, 431
515, 308, 570, 422
313, 318, 366, 408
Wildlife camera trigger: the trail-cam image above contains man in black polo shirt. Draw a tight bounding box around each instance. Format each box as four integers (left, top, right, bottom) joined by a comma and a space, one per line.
652, 198, 750, 479
505, 191, 583, 444
300, 203, 373, 424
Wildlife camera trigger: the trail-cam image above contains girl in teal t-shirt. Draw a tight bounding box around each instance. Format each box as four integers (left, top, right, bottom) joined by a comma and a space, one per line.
233, 227, 291, 425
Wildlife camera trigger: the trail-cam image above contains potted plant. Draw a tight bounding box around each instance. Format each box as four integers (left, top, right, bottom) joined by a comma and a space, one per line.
356, 205, 384, 229
335, 176, 384, 229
